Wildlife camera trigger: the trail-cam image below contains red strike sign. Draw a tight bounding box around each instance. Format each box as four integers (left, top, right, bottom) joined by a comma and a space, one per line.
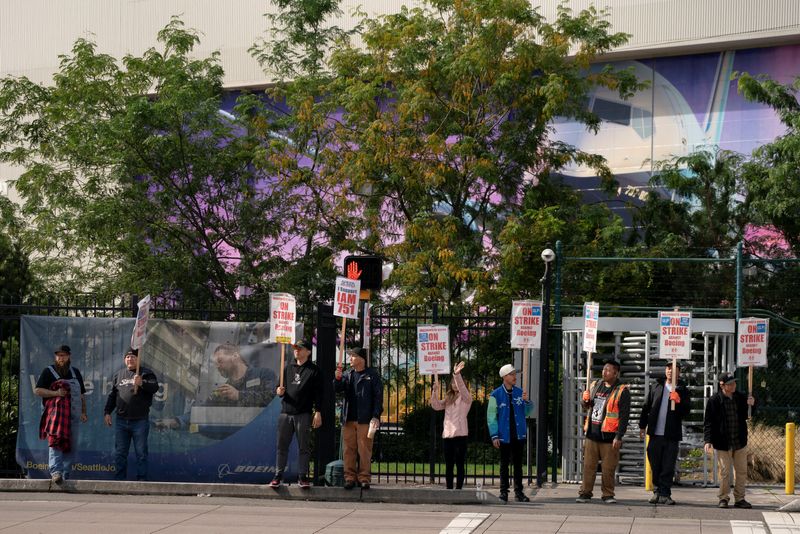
658, 311, 692, 360
269, 293, 296, 344
510, 300, 543, 349
417, 324, 451, 375
334, 276, 360, 319
737, 318, 768, 367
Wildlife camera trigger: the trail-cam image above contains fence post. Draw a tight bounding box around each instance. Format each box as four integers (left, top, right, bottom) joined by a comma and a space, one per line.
315, 303, 338, 485
537, 251, 552, 487
787, 422, 796, 495
551, 240, 562, 483
735, 242, 745, 384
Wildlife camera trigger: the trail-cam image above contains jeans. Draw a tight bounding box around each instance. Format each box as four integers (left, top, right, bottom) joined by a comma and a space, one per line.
647, 436, 680, 497
499, 438, 525, 495
48, 416, 80, 479
443, 436, 468, 489
275, 412, 313, 479
114, 417, 150, 480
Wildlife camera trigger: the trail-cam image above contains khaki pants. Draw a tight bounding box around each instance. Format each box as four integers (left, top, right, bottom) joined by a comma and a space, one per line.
343, 421, 374, 484
579, 439, 619, 499
716, 447, 748, 502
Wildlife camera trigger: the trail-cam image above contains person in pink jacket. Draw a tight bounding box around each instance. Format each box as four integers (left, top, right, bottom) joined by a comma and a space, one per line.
431, 361, 472, 489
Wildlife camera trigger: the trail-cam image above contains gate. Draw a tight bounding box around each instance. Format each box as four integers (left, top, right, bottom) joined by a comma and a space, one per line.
561, 315, 735, 486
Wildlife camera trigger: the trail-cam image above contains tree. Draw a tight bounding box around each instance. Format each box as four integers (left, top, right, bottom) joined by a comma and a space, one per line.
314, 0, 645, 305
0, 19, 337, 307
736, 72, 800, 255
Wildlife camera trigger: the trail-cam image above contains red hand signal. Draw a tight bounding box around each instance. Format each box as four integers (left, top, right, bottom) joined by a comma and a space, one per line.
347, 261, 362, 280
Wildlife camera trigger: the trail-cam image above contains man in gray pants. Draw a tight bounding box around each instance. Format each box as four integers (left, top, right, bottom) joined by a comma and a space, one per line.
269, 340, 323, 488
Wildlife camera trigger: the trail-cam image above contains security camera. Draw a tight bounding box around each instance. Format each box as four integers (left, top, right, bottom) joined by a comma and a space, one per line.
541, 248, 555, 263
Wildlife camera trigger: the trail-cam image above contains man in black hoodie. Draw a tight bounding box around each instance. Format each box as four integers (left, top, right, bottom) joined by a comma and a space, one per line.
104, 348, 160, 481
269, 340, 322, 489
703, 373, 755, 509
638, 363, 691, 505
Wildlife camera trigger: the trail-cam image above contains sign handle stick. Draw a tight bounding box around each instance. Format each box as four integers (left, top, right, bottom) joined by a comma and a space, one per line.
586, 351, 592, 391
339, 318, 347, 367
522, 348, 529, 395
670, 356, 677, 411
279, 343, 286, 388
748, 364, 753, 420
133, 353, 141, 394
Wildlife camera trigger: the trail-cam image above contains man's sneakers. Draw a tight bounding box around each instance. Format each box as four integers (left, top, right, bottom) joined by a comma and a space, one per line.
268, 475, 282, 488
575, 495, 591, 503
515, 492, 530, 503
343, 480, 356, 490
298, 477, 311, 489
734, 499, 753, 509
499, 491, 508, 502
659, 496, 676, 505
51, 472, 63, 485
719, 498, 729, 508
601, 496, 617, 504
649, 492, 660, 504
361, 482, 370, 490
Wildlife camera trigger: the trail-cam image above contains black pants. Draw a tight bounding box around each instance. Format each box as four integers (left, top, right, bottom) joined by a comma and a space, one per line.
499, 438, 525, 495
275, 412, 313, 478
647, 435, 680, 497
443, 436, 468, 489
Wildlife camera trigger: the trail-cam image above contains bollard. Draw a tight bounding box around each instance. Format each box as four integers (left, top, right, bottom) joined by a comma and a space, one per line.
645, 434, 653, 491
787, 422, 796, 495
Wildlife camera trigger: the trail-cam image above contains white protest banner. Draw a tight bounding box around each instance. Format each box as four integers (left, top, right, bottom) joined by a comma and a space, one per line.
658, 310, 692, 360
269, 293, 297, 345
334, 276, 361, 319
582, 302, 599, 354
737, 318, 768, 367
417, 324, 451, 375
130, 295, 151, 350
510, 300, 543, 350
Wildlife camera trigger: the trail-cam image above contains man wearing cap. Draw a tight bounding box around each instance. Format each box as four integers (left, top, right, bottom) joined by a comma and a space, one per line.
577, 359, 631, 504
334, 347, 383, 489
703, 372, 755, 509
269, 340, 323, 489
487, 363, 532, 503
34, 345, 88, 484
638, 363, 691, 505
104, 348, 160, 481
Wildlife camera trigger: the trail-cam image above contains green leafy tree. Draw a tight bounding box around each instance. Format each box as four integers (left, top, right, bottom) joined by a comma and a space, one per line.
0, 19, 336, 307
736, 72, 800, 255
316, 0, 645, 305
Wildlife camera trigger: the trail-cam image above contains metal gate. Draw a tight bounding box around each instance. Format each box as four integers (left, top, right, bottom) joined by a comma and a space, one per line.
561, 316, 735, 486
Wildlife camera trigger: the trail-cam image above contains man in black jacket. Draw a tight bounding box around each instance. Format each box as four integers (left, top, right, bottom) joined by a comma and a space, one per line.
269, 340, 323, 489
703, 373, 755, 509
334, 347, 383, 490
104, 348, 160, 481
638, 363, 690, 505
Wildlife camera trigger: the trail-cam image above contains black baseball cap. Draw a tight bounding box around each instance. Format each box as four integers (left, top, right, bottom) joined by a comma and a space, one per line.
125, 347, 139, 357
293, 340, 313, 351
54, 345, 71, 355
719, 373, 737, 384
347, 347, 368, 360
604, 358, 621, 370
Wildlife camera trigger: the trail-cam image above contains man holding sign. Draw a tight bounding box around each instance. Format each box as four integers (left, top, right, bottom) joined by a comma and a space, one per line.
703, 373, 755, 509
334, 347, 383, 490
270, 340, 323, 489
487, 364, 532, 503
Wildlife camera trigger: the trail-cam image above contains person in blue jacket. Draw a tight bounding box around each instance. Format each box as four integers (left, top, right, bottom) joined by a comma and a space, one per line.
487, 363, 532, 502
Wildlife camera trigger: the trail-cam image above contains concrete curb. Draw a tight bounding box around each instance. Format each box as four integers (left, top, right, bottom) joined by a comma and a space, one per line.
0, 479, 483, 504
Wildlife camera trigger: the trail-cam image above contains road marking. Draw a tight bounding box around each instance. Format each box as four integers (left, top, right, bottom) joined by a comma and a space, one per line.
731, 520, 768, 534
440, 512, 490, 534
763, 512, 800, 534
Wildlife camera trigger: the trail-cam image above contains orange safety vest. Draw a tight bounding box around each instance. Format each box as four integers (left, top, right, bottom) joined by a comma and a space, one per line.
583, 380, 628, 434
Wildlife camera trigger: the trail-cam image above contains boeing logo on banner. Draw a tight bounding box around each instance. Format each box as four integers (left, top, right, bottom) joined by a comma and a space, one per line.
530, 307, 541, 316
756, 323, 766, 333
660, 317, 671, 326
419, 333, 429, 342
680, 317, 690, 327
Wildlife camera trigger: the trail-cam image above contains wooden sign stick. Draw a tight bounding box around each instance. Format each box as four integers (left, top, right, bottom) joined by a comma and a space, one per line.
279, 343, 286, 388
670, 355, 677, 410
522, 348, 529, 394
586, 351, 593, 391
339, 318, 347, 367
748, 364, 753, 419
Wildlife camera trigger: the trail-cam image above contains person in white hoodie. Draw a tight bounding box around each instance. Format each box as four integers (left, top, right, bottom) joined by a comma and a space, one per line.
431, 361, 472, 489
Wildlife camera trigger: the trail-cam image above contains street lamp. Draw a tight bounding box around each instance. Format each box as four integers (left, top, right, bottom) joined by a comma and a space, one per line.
536, 247, 555, 487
